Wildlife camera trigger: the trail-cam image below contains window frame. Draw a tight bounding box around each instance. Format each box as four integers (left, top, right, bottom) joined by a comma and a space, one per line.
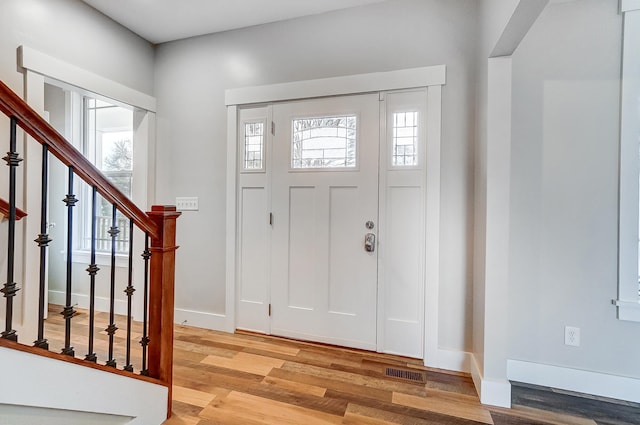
79, 96, 135, 256
390, 110, 420, 169
241, 119, 267, 172
616, 2, 640, 321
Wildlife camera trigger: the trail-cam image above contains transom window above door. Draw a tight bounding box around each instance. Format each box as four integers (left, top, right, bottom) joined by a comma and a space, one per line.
291, 115, 357, 169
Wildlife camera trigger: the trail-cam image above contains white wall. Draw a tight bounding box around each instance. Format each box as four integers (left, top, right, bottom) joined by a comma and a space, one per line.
510, 0, 640, 379
154, 0, 478, 353
0, 0, 154, 98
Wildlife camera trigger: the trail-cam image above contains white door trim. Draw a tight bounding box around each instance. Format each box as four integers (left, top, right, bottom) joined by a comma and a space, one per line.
226, 66, 445, 367
225, 65, 446, 106
18, 45, 156, 112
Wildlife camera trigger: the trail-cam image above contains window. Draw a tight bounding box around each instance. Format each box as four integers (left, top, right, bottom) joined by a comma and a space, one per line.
291, 115, 357, 168
243, 121, 264, 170
82, 97, 134, 254
616, 3, 640, 321
392, 111, 418, 166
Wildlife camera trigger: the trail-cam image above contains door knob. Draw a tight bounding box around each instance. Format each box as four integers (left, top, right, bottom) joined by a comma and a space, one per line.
364, 233, 376, 252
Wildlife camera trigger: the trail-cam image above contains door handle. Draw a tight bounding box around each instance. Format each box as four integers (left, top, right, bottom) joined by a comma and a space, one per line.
364, 233, 376, 252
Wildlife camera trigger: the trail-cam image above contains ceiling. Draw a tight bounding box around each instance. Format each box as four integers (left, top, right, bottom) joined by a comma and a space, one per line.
81, 0, 387, 44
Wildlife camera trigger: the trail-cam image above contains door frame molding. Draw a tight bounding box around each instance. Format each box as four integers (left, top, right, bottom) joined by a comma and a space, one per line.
225, 65, 446, 368
17, 46, 157, 342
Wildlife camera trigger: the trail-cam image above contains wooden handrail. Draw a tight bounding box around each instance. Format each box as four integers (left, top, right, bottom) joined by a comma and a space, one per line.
0, 81, 159, 239
0, 197, 26, 220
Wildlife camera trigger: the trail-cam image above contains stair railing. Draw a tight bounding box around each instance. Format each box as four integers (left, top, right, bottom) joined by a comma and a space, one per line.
0, 80, 179, 414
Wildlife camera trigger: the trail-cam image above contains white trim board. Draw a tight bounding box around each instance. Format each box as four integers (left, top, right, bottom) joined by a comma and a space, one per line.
174, 308, 234, 333
621, 0, 640, 12
48, 290, 128, 317
18, 45, 156, 112
508, 359, 640, 404
224, 104, 238, 335
471, 354, 512, 408
433, 348, 471, 373
225, 65, 446, 106
423, 84, 442, 367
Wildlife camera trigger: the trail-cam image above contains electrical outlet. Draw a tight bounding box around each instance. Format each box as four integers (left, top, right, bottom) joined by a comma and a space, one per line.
565, 326, 580, 347
176, 197, 198, 211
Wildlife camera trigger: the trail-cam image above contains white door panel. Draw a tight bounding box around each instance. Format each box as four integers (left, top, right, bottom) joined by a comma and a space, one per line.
378, 90, 427, 358
236, 107, 271, 334
271, 94, 379, 350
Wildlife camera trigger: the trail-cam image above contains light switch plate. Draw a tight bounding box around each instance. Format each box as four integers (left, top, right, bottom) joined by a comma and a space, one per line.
176, 197, 198, 211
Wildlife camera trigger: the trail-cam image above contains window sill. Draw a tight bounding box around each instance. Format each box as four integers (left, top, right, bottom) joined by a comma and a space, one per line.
613, 299, 640, 322
73, 250, 129, 268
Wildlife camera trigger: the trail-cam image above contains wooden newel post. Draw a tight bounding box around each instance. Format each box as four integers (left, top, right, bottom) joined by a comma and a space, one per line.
147, 205, 181, 417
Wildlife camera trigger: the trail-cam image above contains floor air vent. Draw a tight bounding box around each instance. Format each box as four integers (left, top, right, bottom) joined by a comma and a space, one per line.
385, 367, 426, 383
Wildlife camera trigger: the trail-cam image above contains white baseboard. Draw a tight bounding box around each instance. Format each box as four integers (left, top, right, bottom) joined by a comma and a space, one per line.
48, 291, 127, 316
174, 308, 234, 332
48, 292, 235, 334
425, 348, 471, 373
470, 354, 512, 408
508, 359, 640, 404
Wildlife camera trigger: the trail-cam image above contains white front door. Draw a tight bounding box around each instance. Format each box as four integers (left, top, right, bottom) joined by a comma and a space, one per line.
235, 90, 429, 358
270, 94, 380, 350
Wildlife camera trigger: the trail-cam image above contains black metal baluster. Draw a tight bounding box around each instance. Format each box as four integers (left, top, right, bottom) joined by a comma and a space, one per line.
61, 167, 77, 356
34, 144, 51, 349
140, 234, 151, 376
106, 204, 118, 367
85, 187, 99, 362
123, 219, 135, 372
2, 117, 22, 341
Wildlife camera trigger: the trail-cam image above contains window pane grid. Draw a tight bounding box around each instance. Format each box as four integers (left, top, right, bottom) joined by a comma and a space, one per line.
244, 122, 264, 170
83, 96, 133, 254
82, 214, 130, 253
392, 111, 418, 166
292, 116, 356, 168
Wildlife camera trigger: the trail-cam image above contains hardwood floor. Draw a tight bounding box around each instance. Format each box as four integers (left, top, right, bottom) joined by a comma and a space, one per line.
41, 306, 638, 424
510, 383, 640, 425
44, 303, 145, 370
163, 326, 624, 425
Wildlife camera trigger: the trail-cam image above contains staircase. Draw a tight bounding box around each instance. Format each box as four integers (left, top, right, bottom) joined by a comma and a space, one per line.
0, 80, 180, 424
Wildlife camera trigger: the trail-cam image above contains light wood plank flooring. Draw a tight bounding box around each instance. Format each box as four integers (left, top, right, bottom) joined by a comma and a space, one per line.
42, 305, 636, 424
162, 326, 603, 425
44, 304, 145, 370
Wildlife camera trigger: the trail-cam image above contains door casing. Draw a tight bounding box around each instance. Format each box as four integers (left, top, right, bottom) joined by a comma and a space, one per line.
226, 66, 445, 367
